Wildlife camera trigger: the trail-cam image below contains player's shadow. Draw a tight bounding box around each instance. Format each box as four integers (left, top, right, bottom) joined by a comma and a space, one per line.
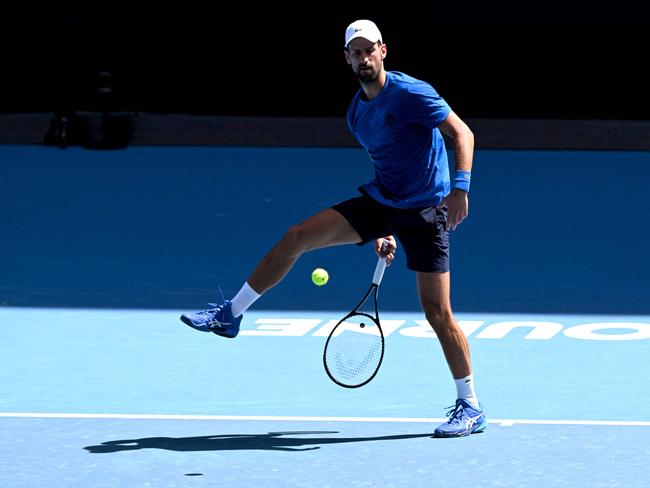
84, 431, 432, 453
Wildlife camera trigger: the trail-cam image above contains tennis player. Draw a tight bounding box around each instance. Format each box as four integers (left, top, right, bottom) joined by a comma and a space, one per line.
181, 19, 486, 438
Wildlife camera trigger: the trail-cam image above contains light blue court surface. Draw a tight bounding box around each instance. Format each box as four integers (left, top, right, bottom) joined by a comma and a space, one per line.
1, 145, 650, 487
1, 308, 650, 487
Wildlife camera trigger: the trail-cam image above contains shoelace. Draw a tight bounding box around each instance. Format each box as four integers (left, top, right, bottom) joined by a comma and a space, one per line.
443, 403, 466, 425
198, 286, 226, 319
200, 287, 228, 326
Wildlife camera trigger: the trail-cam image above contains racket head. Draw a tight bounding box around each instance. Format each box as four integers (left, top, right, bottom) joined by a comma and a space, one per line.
323, 311, 385, 388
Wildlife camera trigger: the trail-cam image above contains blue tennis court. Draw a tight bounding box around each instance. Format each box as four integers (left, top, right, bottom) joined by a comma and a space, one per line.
2, 145, 650, 487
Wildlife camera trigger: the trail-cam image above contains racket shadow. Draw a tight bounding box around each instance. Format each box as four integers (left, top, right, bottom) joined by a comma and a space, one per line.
84, 431, 433, 453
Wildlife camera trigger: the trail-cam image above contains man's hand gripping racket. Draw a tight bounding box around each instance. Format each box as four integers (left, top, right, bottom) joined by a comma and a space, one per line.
323, 239, 393, 388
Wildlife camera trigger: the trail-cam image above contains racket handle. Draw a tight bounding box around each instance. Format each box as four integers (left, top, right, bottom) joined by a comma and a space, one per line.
372, 256, 387, 285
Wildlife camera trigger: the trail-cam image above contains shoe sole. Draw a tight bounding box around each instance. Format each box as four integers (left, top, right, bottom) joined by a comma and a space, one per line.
212, 330, 238, 339
432, 419, 488, 438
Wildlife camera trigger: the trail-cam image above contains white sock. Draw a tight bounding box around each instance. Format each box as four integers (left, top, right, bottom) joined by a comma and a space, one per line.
230, 282, 261, 318
454, 374, 479, 408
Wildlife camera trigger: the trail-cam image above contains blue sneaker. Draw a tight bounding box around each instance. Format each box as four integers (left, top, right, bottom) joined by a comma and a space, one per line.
433, 399, 487, 438
180, 300, 242, 338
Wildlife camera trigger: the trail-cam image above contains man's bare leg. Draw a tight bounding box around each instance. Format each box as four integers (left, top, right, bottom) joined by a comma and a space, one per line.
248, 208, 361, 294
416, 271, 471, 378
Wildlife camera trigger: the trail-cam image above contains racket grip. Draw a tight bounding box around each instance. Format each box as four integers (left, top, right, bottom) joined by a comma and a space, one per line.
372, 256, 387, 285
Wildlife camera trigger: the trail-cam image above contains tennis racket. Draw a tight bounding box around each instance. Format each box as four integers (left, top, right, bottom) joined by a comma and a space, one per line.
323, 253, 388, 388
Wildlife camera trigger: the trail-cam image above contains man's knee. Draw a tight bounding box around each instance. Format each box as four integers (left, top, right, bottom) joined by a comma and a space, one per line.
423, 303, 454, 331
282, 223, 312, 253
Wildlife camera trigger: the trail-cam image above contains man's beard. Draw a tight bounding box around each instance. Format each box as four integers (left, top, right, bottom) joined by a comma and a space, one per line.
356, 67, 378, 83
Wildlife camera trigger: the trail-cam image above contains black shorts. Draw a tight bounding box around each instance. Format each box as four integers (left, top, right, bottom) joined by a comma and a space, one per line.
331, 190, 450, 273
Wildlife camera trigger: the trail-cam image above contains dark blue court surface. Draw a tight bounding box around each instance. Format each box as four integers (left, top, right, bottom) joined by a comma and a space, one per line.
2, 145, 649, 313
1, 145, 650, 487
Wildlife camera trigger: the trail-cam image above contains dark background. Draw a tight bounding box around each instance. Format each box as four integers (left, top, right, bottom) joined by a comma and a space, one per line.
3, 2, 648, 119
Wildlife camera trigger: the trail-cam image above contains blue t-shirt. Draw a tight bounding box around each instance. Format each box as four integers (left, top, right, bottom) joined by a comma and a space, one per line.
346, 71, 452, 209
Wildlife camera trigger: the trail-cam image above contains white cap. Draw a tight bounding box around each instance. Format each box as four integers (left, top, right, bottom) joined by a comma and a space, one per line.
344, 19, 382, 48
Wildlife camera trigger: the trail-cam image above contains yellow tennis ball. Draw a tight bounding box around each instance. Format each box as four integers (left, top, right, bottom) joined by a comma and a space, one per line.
311, 268, 329, 286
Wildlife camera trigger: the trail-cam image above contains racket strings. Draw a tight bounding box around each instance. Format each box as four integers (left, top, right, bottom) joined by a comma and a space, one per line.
325, 322, 383, 385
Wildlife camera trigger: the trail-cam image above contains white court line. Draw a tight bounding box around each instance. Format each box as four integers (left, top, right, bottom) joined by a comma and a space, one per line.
0, 412, 649, 427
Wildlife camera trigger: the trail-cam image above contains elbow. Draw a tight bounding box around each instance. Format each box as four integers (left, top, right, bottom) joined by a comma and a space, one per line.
464, 122, 474, 143
457, 125, 474, 148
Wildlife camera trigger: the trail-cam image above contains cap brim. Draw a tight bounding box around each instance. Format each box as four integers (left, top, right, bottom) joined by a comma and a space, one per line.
345, 34, 381, 47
